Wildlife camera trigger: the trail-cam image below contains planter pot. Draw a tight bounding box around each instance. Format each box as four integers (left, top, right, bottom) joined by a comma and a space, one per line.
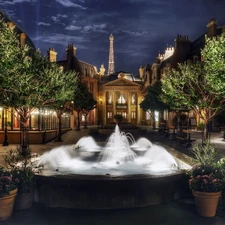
0, 189, 17, 221
192, 191, 222, 217
222, 192, 225, 212
15, 191, 33, 210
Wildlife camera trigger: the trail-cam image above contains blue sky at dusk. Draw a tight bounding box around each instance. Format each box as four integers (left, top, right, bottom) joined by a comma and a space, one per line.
0, 0, 225, 74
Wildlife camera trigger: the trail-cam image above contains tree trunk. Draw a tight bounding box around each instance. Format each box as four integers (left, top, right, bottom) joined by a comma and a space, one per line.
76, 111, 81, 131
19, 117, 30, 156
202, 124, 209, 142
84, 114, 88, 129
151, 111, 156, 130
55, 113, 62, 142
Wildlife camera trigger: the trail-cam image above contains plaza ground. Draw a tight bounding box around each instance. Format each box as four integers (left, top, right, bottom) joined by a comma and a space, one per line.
1, 126, 225, 225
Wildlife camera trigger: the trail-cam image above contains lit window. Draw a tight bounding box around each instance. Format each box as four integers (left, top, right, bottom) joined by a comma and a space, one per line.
131, 112, 136, 119
146, 112, 150, 120
155, 111, 159, 122
107, 112, 112, 119
81, 114, 85, 121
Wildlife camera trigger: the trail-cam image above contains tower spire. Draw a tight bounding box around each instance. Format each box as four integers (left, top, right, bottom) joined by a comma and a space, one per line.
108, 34, 115, 75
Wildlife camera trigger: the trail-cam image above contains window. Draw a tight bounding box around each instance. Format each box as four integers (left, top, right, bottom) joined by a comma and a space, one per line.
146, 112, 150, 120
107, 112, 112, 119
107, 92, 112, 104
122, 112, 127, 119
131, 94, 136, 104
118, 94, 126, 104
0, 107, 3, 130
155, 111, 159, 122
131, 111, 136, 119
30, 109, 39, 130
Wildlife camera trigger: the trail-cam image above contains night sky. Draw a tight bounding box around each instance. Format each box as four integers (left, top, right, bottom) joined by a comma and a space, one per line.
0, 0, 225, 75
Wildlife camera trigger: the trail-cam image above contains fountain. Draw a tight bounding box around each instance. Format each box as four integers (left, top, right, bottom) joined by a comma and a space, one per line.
34, 125, 191, 209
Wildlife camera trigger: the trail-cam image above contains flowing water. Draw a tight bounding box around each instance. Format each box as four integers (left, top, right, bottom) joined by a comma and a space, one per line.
37, 125, 179, 176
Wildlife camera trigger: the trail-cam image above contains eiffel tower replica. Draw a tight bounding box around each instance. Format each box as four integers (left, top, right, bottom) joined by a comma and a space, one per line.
107, 34, 115, 75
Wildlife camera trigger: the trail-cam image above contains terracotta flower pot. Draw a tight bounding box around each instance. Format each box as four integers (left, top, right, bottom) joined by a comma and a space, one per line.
0, 189, 17, 221
192, 191, 222, 217
222, 192, 225, 212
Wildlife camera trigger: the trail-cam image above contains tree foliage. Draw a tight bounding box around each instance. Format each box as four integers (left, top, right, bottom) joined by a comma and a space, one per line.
43, 67, 79, 141
202, 33, 225, 94
74, 82, 96, 131
140, 81, 168, 129
140, 81, 168, 112
82, 91, 97, 129
0, 19, 79, 152
161, 45, 225, 139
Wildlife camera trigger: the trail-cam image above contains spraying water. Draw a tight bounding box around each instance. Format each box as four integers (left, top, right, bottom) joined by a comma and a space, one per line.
37, 125, 178, 176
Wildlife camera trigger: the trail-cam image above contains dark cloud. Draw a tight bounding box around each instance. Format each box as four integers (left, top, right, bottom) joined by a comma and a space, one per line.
1, 0, 225, 74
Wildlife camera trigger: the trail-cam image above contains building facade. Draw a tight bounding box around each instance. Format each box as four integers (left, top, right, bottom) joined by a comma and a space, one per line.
98, 72, 144, 125
143, 18, 225, 130
0, 11, 71, 144
1, 9, 225, 144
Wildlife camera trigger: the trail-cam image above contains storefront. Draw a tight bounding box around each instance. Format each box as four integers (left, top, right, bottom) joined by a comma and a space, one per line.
0, 107, 71, 144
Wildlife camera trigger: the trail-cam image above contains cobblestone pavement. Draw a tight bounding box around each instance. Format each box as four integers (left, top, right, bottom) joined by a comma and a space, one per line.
1, 126, 225, 225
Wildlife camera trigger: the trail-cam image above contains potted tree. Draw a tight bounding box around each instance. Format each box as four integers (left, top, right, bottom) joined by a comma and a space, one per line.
3, 149, 37, 210
188, 141, 225, 217
218, 157, 225, 212
114, 114, 123, 126
0, 167, 18, 221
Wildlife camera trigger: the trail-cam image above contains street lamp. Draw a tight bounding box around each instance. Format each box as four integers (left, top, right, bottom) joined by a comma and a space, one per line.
3, 107, 9, 146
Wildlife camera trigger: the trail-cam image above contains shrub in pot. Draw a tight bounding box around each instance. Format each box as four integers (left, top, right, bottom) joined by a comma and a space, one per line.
3, 149, 38, 210
187, 141, 225, 217
0, 167, 18, 221
218, 157, 225, 212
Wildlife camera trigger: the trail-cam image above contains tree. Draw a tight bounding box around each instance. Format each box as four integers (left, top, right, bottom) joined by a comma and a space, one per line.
140, 81, 168, 129
202, 33, 225, 94
0, 19, 78, 154
82, 92, 97, 129
73, 82, 96, 130
161, 60, 225, 140
73, 82, 88, 131
43, 69, 79, 142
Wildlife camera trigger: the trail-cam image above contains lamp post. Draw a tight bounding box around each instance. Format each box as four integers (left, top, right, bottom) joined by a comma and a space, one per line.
3, 107, 9, 146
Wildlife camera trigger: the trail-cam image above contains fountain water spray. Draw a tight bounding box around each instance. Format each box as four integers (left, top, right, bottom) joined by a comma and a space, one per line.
37, 125, 178, 175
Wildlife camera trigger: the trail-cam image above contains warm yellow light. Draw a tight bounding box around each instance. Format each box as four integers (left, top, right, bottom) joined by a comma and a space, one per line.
99, 97, 102, 104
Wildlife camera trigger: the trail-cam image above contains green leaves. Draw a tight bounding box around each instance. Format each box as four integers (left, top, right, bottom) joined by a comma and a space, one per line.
140, 81, 168, 112
202, 34, 225, 94
161, 59, 225, 125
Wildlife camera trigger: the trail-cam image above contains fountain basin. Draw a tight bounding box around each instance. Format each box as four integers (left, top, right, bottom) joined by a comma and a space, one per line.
34, 169, 188, 209
35, 126, 193, 209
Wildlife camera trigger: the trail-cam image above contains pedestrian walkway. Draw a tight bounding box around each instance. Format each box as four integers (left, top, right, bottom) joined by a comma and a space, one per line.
0, 126, 225, 225
1, 199, 225, 225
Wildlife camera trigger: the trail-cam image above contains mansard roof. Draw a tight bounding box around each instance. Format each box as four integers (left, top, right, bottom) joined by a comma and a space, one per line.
0, 10, 36, 50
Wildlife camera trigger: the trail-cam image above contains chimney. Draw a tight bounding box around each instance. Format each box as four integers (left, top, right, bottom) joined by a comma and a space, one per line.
139, 66, 144, 79
66, 44, 76, 60
207, 18, 217, 37
7, 22, 15, 29
19, 33, 26, 47
47, 48, 57, 62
